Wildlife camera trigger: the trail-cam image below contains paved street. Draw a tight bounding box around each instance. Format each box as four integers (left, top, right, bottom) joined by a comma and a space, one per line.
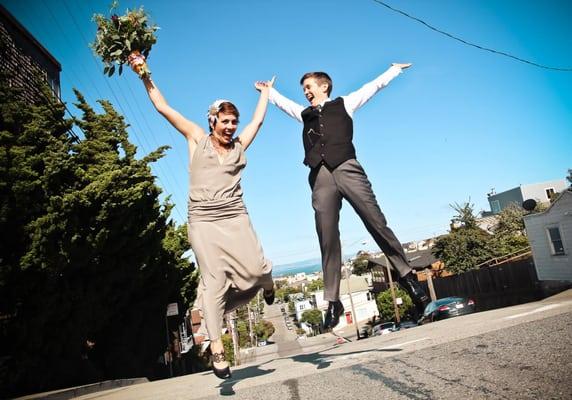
22, 290, 572, 400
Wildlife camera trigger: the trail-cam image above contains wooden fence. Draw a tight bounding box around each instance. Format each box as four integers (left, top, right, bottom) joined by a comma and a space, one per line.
420, 256, 543, 312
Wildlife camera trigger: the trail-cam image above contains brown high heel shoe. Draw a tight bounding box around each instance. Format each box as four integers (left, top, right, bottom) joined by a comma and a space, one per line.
211, 351, 231, 379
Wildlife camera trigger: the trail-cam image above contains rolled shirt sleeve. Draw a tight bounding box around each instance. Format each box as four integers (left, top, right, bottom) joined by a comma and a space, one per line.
269, 87, 305, 123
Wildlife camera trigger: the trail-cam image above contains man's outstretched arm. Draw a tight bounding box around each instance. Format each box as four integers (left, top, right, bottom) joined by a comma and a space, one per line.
268, 87, 305, 123
343, 63, 412, 118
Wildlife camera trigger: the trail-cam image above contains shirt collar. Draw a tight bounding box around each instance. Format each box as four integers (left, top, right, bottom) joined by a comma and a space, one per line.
315, 98, 331, 108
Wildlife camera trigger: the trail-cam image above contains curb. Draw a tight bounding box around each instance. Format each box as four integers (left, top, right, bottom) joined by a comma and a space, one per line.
17, 378, 149, 400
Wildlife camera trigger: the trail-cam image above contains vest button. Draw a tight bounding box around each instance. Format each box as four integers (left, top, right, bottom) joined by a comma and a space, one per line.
320, 153, 324, 157
321, 143, 325, 147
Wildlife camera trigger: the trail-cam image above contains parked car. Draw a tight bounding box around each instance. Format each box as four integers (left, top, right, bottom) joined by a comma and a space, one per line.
419, 297, 476, 324
359, 325, 373, 338
396, 320, 418, 330
372, 322, 397, 336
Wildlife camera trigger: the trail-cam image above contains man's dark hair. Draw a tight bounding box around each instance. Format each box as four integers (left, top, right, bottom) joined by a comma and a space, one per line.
300, 72, 333, 96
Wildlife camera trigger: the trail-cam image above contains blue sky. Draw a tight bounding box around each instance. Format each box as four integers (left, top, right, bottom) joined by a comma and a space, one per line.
4, 0, 571, 265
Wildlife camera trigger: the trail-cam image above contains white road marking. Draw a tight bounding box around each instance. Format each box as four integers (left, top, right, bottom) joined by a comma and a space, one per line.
315, 338, 430, 364
503, 304, 562, 320
381, 337, 430, 350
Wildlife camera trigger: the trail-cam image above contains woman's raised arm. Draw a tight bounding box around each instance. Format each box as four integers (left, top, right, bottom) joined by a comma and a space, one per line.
237, 76, 275, 150
128, 53, 205, 144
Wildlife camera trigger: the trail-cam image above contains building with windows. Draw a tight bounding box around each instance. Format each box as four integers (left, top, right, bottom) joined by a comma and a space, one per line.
485, 179, 568, 215
0, 4, 61, 104
523, 190, 572, 281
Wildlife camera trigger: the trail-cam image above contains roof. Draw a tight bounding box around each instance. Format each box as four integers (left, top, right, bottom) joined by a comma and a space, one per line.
476, 215, 499, 233
523, 190, 572, 220
339, 275, 370, 295
489, 179, 568, 197
0, 4, 61, 70
368, 248, 438, 270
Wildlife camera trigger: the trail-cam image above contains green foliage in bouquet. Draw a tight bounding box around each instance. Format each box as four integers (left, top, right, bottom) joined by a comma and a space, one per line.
91, 1, 158, 77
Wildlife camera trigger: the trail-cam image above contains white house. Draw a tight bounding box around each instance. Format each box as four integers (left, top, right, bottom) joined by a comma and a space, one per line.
313, 275, 379, 331
293, 298, 313, 322
523, 190, 572, 281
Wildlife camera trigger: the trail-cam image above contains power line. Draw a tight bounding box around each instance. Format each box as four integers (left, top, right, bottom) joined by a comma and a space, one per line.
74, 0, 189, 169
57, 0, 187, 222
371, 0, 572, 72
40, 0, 187, 222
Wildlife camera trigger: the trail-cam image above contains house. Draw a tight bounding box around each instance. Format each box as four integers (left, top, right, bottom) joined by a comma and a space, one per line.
486, 179, 568, 215
368, 246, 449, 290
295, 274, 379, 331
523, 190, 572, 281
476, 215, 500, 234
293, 298, 314, 321
0, 4, 61, 103
311, 275, 379, 331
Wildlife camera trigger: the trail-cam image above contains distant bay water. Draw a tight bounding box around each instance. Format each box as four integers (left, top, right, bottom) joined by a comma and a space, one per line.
273, 254, 354, 277
272, 258, 321, 277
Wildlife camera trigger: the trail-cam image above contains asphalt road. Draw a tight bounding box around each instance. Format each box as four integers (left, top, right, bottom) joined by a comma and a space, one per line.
22, 290, 572, 400
214, 312, 571, 399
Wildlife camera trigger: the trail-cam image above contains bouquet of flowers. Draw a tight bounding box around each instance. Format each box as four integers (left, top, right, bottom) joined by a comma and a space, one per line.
91, 2, 158, 78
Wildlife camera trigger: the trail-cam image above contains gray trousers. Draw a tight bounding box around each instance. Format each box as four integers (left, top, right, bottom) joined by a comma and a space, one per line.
309, 159, 412, 302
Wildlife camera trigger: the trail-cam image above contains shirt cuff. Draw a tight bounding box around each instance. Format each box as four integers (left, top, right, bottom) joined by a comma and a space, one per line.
268, 88, 279, 104
389, 64, 403, 76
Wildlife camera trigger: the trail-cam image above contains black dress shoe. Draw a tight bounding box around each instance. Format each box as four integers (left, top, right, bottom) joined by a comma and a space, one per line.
323, 300, 344, 329
263, 288, 275, 305
398, 272, 430, 312
211, 351, 231, 379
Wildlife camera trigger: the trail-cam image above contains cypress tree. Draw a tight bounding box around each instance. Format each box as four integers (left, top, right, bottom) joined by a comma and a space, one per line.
0, 77, 197, 396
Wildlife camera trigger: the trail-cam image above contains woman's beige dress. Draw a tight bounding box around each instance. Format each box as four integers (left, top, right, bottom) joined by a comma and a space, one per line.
188, 135, 273, 340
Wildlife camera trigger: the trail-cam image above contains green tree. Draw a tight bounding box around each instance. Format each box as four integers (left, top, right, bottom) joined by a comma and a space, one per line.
162, 223, 199, 307
432, 201, 494, 273
0, 76, 195, 396
234, 295, 265, 348
300, 309, 323, 336
288, 300, 296, 317
306, 278, 324, 292
351, 252, 371, 276
567, 168, 572, 188
254, 320, 275, 341
275, 285, 302, 302
375, 288, 414, 322
489, 203, 530, 256
221, 334, 235, 365
236, 320, 251, 348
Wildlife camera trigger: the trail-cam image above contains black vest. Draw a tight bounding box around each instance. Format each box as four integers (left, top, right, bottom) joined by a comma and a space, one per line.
301, 97, 356, 169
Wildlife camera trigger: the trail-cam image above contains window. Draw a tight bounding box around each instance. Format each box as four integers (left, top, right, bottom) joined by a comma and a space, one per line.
545, 188, 555, 200
547, 226, 565, 256
491, 200, 501, 214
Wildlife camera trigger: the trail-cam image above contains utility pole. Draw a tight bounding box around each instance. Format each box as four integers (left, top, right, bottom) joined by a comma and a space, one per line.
424, 268, 437, 301
225, 312, 240, 366
247, 303, 255, 347
385, 260, 401, 325
344, 263, 360, 339
340, 238, 367, 339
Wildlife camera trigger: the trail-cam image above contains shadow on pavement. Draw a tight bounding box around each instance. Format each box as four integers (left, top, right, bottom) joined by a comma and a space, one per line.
217, 344, 402, 395
217, 365, 276, 396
